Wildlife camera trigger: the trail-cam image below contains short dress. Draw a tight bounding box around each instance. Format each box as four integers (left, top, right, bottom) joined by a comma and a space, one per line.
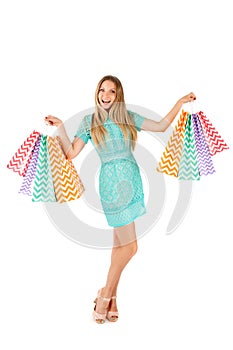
74, 110, 146, 227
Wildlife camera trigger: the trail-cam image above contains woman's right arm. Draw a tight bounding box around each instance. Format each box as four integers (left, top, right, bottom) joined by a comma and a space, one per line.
44, 115, 86, 159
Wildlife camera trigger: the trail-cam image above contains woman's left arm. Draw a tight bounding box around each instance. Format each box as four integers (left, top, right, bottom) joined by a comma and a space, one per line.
141, 92, 196, 132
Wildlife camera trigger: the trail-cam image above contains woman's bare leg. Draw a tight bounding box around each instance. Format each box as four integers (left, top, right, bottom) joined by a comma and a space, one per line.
95, 221, 138, 315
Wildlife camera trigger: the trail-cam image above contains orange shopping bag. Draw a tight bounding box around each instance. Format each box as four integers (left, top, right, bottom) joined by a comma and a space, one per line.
47, 136, 85, 203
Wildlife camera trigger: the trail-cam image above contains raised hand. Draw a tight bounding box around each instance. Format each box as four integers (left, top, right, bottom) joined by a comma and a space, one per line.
44, 115, 63, 127
180, 92, 196, 104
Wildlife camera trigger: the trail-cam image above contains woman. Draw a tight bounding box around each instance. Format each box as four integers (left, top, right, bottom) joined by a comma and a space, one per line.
45, 75, 196, 324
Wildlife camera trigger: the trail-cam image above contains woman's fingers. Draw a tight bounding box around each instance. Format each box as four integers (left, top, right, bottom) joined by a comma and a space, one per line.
189, 92, 196, 101
44, 115, 62, 126
181, 92, 196, 104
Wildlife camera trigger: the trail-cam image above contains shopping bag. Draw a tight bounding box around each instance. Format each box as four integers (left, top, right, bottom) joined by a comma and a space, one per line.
47, 136, 85, 203
7, 131, 85, 202
191, 114, 215, 176
157, 110, 229, 180
19, 134, 42, 196
198, 111, 229, 156
178, 114, 200, 180
31, 135, 56, 202
156, 110, 188, 177
7, 130, 41, 176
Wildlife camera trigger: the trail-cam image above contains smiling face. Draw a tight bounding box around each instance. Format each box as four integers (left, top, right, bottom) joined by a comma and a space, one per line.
98, 80, 117, 111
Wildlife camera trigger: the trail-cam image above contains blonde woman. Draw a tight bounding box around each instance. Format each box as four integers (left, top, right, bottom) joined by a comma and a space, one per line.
45, 75, 196, 324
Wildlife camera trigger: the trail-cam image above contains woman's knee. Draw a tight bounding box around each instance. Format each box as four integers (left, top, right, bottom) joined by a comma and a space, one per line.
127, 240, 138, 257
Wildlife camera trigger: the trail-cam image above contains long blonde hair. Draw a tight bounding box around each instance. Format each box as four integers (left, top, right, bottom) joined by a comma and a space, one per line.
91, 75, 138, 150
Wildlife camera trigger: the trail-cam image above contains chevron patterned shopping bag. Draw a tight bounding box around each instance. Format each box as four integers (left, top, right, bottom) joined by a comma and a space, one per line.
31, 135, 56, 202
191, 114, 215, 176
157, 110, 229, 180
18, 134, 42, 196
7, 131, 85, 202
7, 130, 41, 176
156, 110, 188, 177
198, 111, 229, 156
47, 136, 85, 203
178, 115, 200, 180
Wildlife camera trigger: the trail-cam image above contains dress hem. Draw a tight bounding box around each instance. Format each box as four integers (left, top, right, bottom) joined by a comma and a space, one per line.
110, 208, 146, 228
106, 198, 146, 227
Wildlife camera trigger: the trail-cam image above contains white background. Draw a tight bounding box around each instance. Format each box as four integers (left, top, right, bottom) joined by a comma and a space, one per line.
1, 0, 233, 349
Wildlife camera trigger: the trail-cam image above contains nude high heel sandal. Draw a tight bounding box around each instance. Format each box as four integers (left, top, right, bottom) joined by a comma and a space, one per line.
106, 296, 119, 322
93, 290, 111, 324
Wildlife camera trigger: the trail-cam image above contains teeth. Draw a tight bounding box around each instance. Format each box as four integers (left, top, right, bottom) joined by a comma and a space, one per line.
102, 100, 110, 103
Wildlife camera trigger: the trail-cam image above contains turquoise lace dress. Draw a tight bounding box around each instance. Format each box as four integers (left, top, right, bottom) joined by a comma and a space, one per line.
74, 111, 146, 227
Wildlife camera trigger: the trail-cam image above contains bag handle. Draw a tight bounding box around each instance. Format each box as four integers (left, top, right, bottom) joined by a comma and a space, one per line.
186, 100, 199, 115
35, 119, 58, 137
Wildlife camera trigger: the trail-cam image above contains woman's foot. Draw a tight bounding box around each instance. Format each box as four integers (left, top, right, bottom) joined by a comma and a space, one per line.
107, 296, 119, 322
93, 289, 111, 324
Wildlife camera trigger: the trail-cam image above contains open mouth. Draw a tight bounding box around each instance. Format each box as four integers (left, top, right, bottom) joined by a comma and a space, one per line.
102, 99, 111, 104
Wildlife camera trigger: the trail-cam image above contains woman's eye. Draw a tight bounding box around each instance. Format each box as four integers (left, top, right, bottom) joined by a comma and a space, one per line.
111, 90, 116, 94
99, 88, 104, 92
